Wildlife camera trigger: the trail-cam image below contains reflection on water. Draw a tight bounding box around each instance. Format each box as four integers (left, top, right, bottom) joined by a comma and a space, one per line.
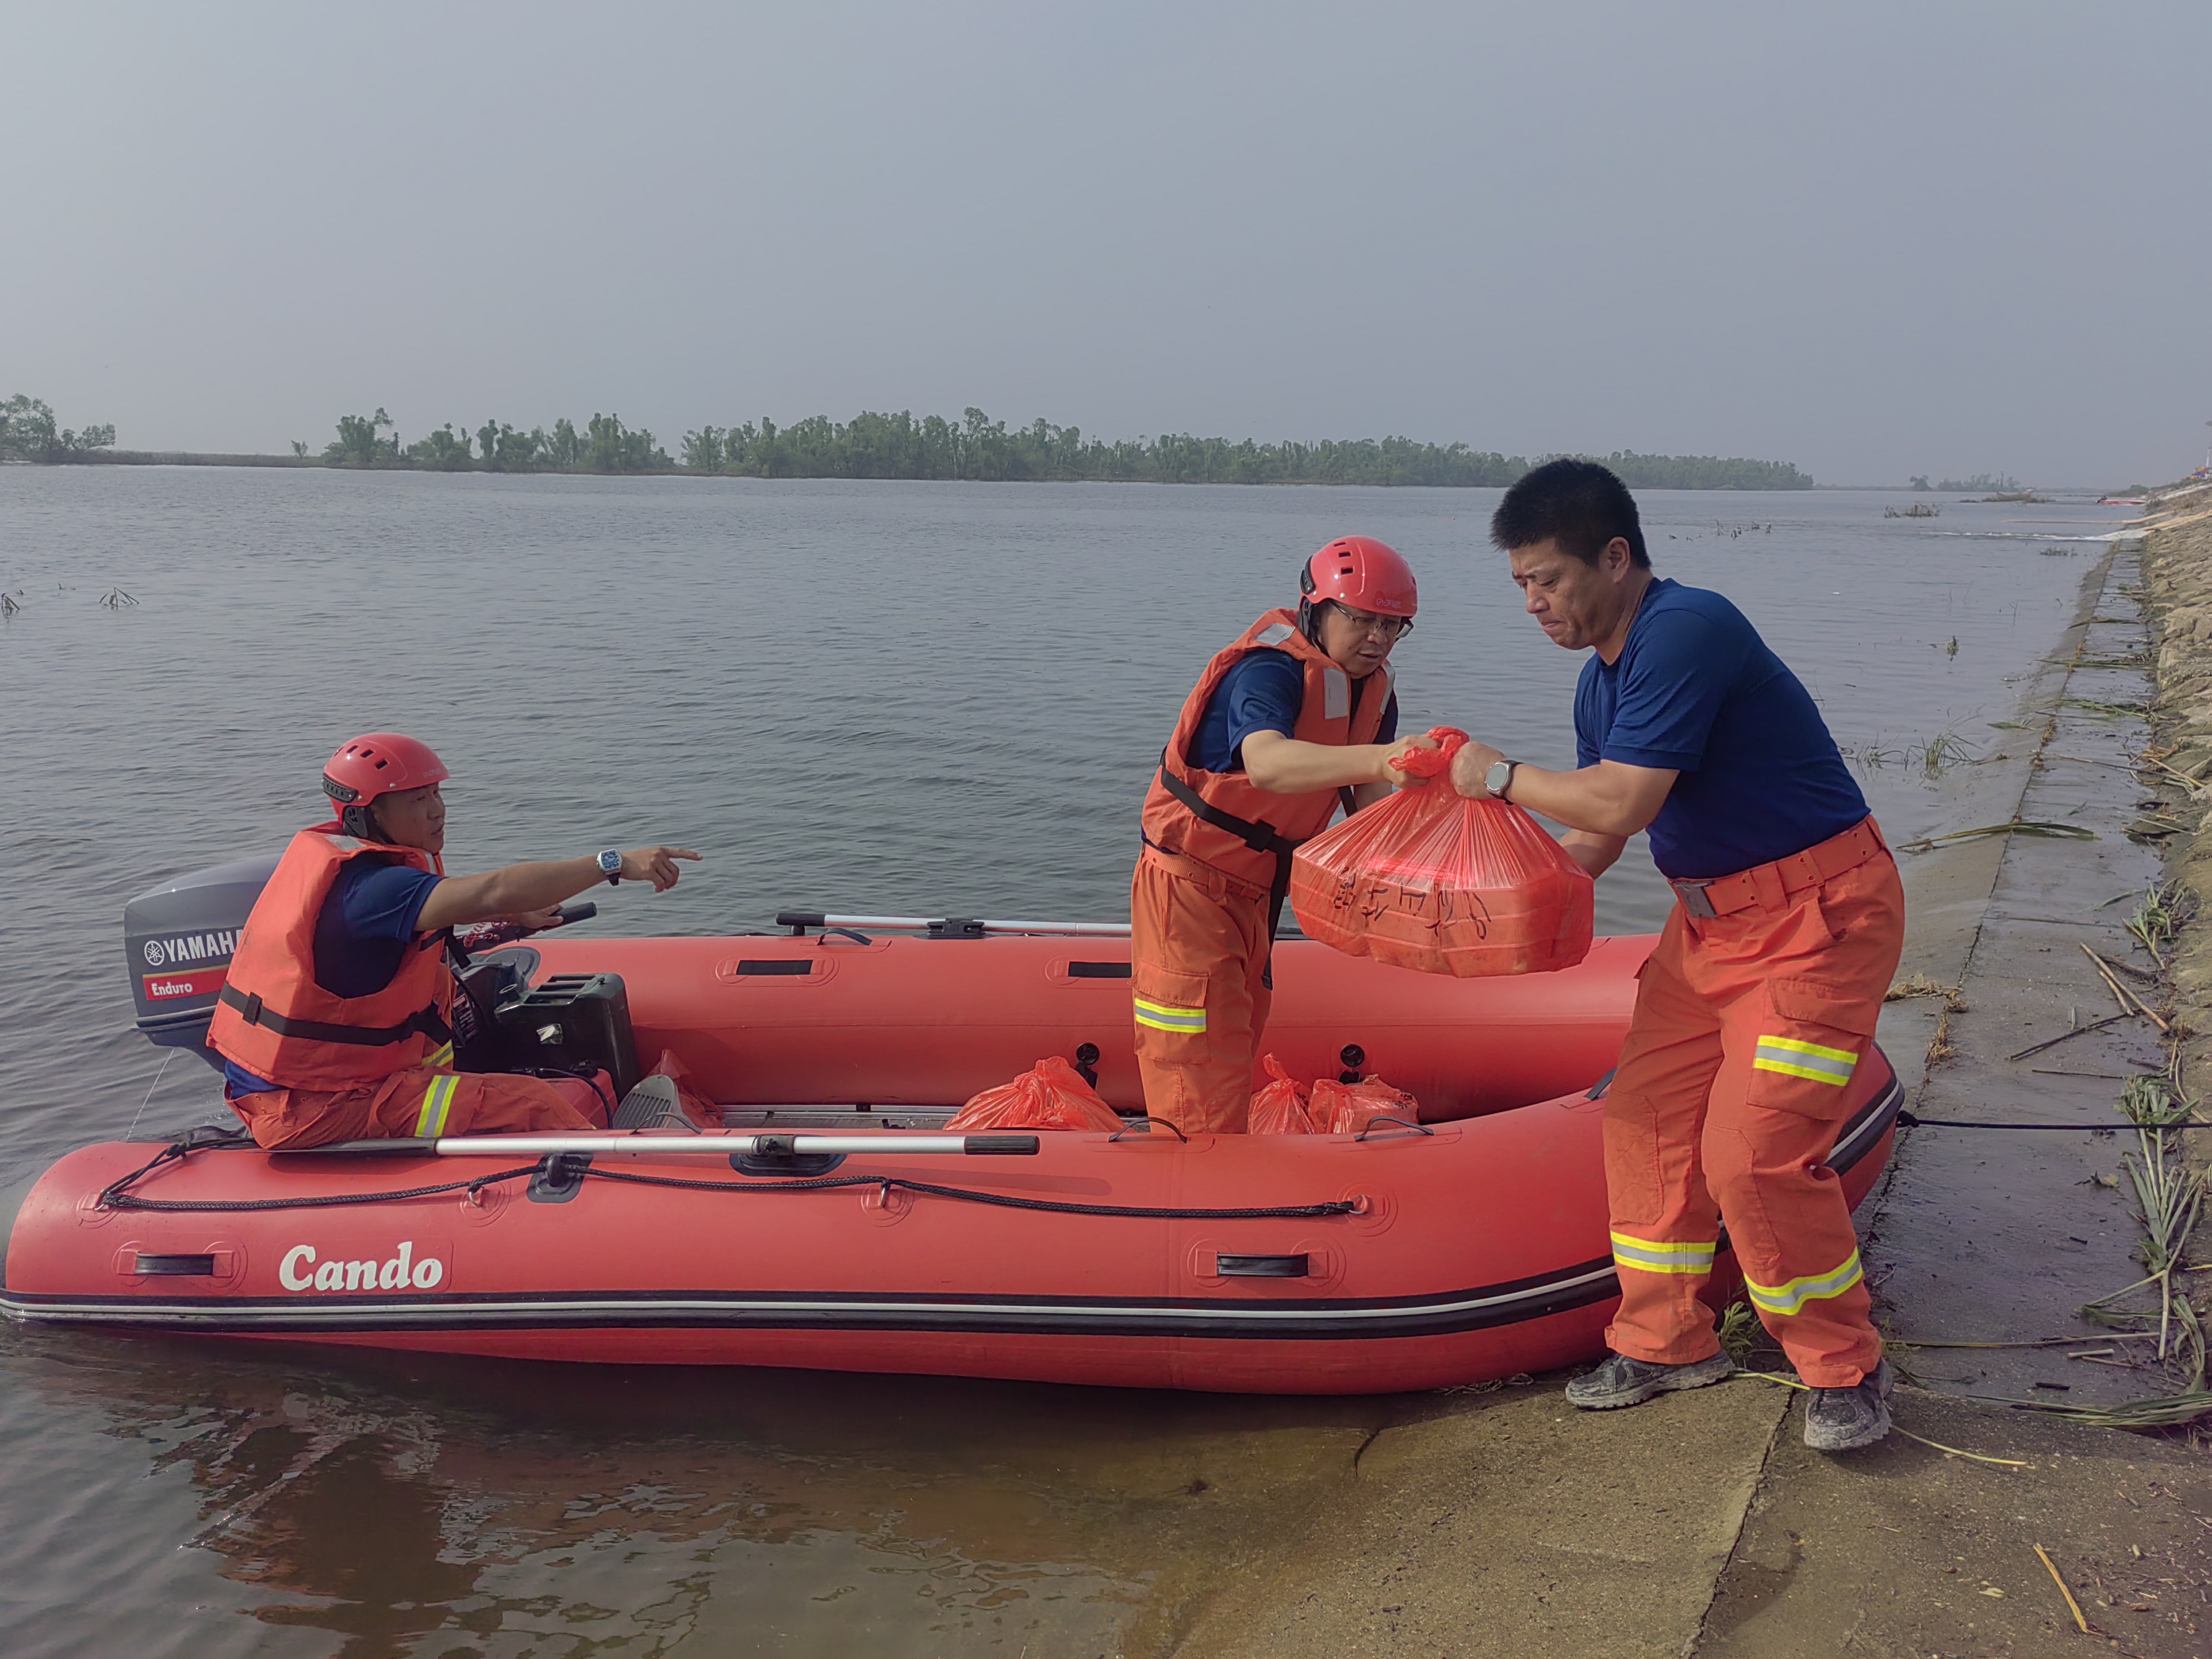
3, 1329, 1400, 1657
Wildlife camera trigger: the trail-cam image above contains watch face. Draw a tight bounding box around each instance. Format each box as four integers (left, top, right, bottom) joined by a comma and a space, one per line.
598, 851, 621, 873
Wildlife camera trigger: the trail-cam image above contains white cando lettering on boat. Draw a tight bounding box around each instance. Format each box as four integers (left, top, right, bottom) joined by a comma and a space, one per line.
278, 1242, 445, 1293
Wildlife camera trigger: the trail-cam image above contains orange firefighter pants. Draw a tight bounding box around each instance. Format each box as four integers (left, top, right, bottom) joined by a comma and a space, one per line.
1129, 849, 1272, 1134
231, 1065, 612, 1151
1602, 826, 1904, 1388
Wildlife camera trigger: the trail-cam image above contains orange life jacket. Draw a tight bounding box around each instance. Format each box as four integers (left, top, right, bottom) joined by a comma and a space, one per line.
207, 823, 454, 1090
1140, 608, 1395, 909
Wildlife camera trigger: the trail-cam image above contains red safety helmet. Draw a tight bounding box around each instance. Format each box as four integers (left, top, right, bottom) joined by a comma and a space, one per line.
321, 732, 448, 817
1299, 536, 1417, 636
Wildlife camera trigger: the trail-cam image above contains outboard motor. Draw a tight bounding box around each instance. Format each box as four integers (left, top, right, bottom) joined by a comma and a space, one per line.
120, 856, 637, 1092
123, 855, 279, 1070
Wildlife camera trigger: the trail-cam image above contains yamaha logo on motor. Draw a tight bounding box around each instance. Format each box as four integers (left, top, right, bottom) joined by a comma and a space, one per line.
143, 929, 240, 968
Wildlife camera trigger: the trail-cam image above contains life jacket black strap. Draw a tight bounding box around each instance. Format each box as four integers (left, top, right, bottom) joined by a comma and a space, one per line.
1155, 762, 1300, 859
1155, 763, 1301, 947
219, 984, 453, 1048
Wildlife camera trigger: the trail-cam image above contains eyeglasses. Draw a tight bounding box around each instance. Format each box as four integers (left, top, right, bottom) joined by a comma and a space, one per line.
1332, 605, 1413, 640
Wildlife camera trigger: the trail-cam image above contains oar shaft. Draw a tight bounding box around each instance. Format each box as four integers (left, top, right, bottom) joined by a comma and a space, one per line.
428, 1134, 1037, 1157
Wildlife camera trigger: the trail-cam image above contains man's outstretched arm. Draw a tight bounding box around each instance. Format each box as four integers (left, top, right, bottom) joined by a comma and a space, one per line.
416, 846, 699, 932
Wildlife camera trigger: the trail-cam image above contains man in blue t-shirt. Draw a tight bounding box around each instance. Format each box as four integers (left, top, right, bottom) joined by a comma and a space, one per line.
1447, 460, 1905, 1453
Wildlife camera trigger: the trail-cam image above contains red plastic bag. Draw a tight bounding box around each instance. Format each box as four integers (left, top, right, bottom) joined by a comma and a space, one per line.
1248, 1054, 1316, 1134
1307, 1075, 1422, 1135
1291, 727, 1594, 977
945, 1055, 1125, 1132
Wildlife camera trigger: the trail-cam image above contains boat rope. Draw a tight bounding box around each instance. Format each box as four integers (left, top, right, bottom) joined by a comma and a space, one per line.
95, 1132, 1361, 1221
1897, 1110, 2210, 1131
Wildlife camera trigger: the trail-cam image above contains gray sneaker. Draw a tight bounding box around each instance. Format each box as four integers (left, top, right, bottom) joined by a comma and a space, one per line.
1803, 1359, 1894, 1452
1564, 1350, 1736, 1410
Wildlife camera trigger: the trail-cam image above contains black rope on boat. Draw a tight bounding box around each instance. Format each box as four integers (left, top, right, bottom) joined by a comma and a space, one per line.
91, 1135, 1360, 1222
102, 1164, 545, 1213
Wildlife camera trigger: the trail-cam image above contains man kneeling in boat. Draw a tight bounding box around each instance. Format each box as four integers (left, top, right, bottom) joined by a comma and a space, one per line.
1448, 461, 1903, 1453
1132, 538, 1433, 1134
209, 732, 699, 1150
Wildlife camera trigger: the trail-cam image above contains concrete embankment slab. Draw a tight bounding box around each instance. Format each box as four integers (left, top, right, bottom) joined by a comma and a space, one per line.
1698, 1390, 2212, 1657
1870, 541, 2171, 1405
1171, 1381, 1791, 1659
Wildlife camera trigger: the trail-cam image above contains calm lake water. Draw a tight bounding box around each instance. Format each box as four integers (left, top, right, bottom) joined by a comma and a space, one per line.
0, 469, 2128, 1655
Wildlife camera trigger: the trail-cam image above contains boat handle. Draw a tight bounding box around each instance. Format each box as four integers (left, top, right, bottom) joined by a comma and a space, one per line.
1352, 1116, 1435, 1142
1217, 1253, 1309, 1278
133, 1252, 217, 1277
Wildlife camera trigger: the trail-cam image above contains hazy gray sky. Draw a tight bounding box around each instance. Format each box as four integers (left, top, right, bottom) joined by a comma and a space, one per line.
6, 2, 2208, 484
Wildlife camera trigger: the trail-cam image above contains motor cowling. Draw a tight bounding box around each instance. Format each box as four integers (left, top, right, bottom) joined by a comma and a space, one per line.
123, 855, 278, 1069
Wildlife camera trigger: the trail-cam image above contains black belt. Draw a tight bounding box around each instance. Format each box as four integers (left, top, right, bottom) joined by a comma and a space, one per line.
219, 984, 453, 1049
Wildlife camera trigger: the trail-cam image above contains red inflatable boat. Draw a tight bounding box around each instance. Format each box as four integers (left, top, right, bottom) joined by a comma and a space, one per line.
0, 872, 1902, 1394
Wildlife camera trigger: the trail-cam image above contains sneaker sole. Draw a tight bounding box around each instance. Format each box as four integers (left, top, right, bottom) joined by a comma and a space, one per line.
1565, 1355, 1736, 1411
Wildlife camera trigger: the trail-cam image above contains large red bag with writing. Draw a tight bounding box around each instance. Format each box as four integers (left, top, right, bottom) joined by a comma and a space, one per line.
945, 1055, 1126, 1132
1290, 728, 1594, 977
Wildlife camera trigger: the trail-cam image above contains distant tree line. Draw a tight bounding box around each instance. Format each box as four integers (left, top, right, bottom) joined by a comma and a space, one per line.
1, 395, 115, 462
312, 408, 671, 472
1913, 471, 2022, 493
310, 404, 1815, 489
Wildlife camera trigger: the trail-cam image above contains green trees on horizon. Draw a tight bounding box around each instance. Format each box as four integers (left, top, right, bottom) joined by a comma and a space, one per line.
315, 403, 1815, 489
3, 395, 1811, 489
1, 394, 115, 462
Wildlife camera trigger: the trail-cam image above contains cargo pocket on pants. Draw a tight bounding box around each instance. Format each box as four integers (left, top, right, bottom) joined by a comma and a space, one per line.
1132, 963, 1211, 1066
1745, 976, 1876, 1120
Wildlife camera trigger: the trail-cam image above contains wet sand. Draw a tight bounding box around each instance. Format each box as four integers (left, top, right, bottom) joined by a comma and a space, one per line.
1165, 521, 2212, 1657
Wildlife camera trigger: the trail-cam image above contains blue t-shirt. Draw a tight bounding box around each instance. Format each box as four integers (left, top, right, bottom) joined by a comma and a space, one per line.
1575, 578, 1867, 881
1189, 650, 1399, 773
222, 857, 444, 1097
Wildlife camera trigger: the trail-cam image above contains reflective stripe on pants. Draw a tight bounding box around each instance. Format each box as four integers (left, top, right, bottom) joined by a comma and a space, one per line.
1601, 838, 1903, 1389
1128, 851, 1271, 1135
227, 1064, 613, 1151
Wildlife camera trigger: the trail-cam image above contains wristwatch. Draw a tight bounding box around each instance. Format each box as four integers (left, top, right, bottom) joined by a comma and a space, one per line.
1484, 758, 1519, 801
596, 849, 623, 885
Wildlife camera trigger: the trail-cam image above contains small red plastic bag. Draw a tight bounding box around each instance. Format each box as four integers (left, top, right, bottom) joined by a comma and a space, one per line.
945, 1055, 1125, 1132
1307, 1075, 1423, 1135
1290, 727, 1594, 977
1248, 1054, 1316, 1134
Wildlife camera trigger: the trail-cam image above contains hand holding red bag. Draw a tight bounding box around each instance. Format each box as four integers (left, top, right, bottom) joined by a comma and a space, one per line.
1290, 727, 1594, 977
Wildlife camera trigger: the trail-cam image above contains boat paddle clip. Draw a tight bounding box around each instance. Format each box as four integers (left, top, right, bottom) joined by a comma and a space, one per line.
527, 1150, 593, 1204
926, 917, 987, 940
731, 1134, 846, 1178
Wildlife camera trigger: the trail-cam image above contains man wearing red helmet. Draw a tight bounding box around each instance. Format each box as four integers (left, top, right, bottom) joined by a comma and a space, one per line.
209, 733, 700, 1150
1131, 538, 1432, 1134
